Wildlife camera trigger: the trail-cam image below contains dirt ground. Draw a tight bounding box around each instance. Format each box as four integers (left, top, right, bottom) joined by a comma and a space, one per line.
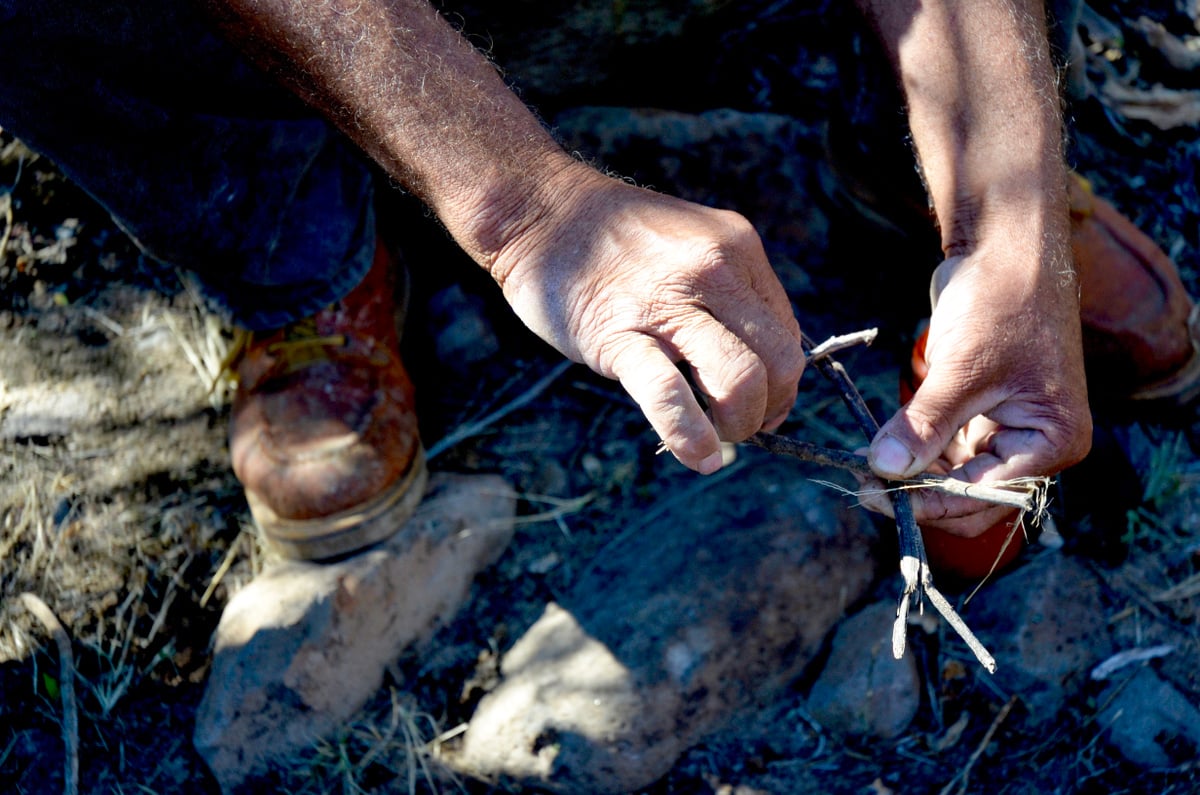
3, 2, 1200, 793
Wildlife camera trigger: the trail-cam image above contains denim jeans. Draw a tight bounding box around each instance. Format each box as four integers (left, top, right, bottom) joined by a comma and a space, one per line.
0, 0, 375, 330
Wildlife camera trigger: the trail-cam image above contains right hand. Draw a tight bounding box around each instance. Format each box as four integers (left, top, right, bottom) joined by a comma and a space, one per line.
488, 162, 806, 474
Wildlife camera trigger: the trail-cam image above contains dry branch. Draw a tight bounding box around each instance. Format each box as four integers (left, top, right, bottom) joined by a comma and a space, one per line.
744, 433, 1045, 513
20, 592, 79, 795
750, 330, 999, 672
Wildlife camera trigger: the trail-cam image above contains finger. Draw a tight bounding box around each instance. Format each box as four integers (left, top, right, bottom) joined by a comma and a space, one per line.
869, 359, 1000, 480
849, 470, 897, 518
609, 334, 724, 473
700, 276, 805, 434
905, 484, 1020, 537
672, 315, 771, 442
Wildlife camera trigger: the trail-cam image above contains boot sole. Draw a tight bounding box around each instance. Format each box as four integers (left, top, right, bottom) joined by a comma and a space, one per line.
1126, 306, 1200, 406
248, 446, 429, 561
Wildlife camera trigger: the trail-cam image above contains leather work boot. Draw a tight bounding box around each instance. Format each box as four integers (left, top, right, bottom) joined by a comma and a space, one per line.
1070, 173, 1200, 405
229, 240, 428, 560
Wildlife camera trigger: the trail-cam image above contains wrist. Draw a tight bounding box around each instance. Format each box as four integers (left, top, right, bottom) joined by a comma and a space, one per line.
936, 167, 1071, 260
437, 148, 582, 276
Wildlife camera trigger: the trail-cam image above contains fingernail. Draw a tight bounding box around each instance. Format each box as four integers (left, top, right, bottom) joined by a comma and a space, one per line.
872, 436, 914, 477
698, 451, 725, 475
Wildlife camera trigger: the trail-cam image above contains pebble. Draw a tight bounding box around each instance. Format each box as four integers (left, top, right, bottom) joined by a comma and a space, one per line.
1098, 665, 1200, 769
806, 600, 921, 739
958, 552, 1112, 721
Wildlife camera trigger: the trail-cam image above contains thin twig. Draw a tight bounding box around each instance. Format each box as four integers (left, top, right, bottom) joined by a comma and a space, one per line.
200, 532, 244, 609
805, 328, 878, 362
794, 331, 996, 672
744, 433, 1042, 512
799, 333, 929, 655
426, 359, 573, 460
939, 695, 1017, 795
20, 592, 79, 795
923, 576, 997, 674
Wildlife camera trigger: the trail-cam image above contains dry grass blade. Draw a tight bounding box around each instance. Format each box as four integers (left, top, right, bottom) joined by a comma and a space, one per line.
0, 146, 22, 268
1152, 571, 1200, 603
20, 592, 79, 795
426, 360, 573, 460
1090, 644, 1176, 680
938, 695, 1017, 795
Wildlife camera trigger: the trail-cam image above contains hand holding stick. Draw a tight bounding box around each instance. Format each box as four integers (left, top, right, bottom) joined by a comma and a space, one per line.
746, 329, 1007, 673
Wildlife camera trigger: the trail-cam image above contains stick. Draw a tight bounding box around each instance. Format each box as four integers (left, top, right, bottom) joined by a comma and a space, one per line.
20, 592, 79, 795
805, 328, 878, 362
799, 333, 929, 654
924, 576, 997, 674
939, 695, 1017, 795
795, 331, 996, 672
426, 360, 573, 460
743, 433, 1041, 512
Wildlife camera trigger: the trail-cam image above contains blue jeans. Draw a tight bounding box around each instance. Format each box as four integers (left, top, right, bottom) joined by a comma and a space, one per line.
0, 0, 375, 330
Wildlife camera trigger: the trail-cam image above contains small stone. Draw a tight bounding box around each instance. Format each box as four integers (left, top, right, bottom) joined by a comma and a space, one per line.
806, 600, 920, 739
445, 458, 876, 794
960, 553, 1112, 721
1099, 666, 1200, 769
193, 472, 516, 792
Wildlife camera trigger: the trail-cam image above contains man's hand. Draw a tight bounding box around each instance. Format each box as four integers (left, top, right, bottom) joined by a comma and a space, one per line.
861, 247, 1092, 536
208, 0, 804, 474
856, 0, 1094, 534
490, 164, 804, 473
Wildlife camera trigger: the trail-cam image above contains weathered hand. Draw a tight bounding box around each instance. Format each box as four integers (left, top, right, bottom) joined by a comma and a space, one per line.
861, 248, 1093, 536
489, 163, 805, 473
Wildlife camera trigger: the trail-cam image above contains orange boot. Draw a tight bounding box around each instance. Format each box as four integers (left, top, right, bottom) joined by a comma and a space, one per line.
1070, 174, 1200, 406
229, 239, 427, 560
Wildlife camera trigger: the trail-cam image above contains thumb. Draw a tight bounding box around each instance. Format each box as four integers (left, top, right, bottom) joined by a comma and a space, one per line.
869, 363, 989, 480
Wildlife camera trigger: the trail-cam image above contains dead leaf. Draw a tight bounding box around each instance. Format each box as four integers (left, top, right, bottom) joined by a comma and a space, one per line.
933, 712, 971, 752
868, 778, 895, 795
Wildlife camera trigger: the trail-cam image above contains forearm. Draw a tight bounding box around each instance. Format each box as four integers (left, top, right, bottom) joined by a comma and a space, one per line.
206, 0, 575, 269
856, 0, 1091, 506
855, 0, 1069, 262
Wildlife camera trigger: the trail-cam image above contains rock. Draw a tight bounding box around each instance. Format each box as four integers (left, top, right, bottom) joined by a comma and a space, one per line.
445, 457, 877, 794
806, 600, 920, 739
194, 472, 517, 793
959, 553, 1112, 721
1099, 666, 1200, 769
449, 1, 730, 102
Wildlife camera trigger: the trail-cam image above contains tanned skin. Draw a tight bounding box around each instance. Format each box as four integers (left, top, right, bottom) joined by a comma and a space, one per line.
855, 0, 1092, 533
207, 0, 1091, 536
206, 0, 804, 477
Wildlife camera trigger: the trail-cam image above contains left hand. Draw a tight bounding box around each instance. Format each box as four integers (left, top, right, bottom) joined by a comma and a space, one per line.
858, 246, 1093, 537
